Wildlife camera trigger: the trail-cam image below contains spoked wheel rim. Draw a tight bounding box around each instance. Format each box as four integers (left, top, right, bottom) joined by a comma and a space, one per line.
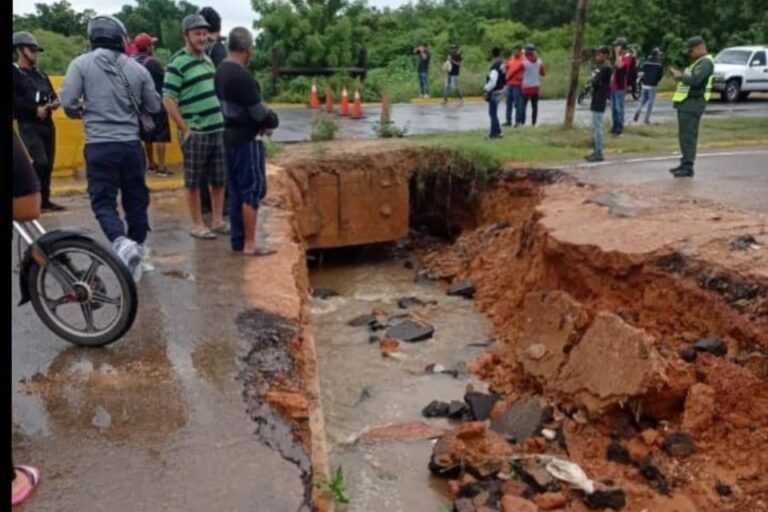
35, 247, 125, 340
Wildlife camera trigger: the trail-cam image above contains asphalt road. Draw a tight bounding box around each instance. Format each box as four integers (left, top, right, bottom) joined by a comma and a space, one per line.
568, 148, 768, 215
271, 97, 768, 142
11, 194, 306, 512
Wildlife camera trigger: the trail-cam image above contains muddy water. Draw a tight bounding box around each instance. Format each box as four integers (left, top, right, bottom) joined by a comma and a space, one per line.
309, 250, 494, 511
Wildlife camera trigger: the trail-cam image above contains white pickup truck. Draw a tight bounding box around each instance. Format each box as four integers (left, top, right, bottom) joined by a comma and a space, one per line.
712, 45, 768, 102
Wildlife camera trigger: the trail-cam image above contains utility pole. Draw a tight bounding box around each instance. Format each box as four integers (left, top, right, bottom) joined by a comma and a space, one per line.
564, 0, 588, 129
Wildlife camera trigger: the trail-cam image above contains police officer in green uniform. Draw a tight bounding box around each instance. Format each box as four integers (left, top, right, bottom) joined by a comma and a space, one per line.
668, 36, 714, 178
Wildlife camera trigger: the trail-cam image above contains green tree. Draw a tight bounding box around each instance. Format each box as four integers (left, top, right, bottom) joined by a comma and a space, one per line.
13, 1, 95, 37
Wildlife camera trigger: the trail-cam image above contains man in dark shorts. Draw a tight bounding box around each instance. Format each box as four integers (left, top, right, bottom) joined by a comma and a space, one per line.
163, 14, 228, 240
214, 27, 279, 256
133, 32, 172, 176
12, 130, 43, 507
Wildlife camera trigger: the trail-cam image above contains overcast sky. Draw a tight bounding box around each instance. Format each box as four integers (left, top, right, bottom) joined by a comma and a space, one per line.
14, 0, 410, 36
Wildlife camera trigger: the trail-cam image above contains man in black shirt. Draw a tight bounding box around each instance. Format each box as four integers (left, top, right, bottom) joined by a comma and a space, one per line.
214, 27, 279, 256
12, 31, 65, 212
586, 46, 613, 162
633, 48, 664, 124
443, 45, 465, 104
133, 32, 172, 176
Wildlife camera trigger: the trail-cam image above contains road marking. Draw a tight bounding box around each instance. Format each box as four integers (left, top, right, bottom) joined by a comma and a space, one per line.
568, 149, 768, 170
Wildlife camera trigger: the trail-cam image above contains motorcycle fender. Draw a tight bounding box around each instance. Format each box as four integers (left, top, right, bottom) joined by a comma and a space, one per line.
17, 229, 97, 306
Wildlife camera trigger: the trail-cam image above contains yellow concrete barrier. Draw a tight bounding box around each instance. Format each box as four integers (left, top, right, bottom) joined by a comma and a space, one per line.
48, 76, 183, 179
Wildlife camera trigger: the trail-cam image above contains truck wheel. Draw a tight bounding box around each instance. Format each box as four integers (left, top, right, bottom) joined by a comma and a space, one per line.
723, 79, 741, 103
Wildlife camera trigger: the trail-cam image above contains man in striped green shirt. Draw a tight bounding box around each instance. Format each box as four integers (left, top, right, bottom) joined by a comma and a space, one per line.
163, 14, 229, 239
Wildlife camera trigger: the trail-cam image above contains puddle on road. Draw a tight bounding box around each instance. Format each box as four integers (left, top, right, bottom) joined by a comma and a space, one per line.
309, 248, 493, 511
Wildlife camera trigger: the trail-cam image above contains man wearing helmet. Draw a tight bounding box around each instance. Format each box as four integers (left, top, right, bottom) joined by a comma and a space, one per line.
60, 15, 162, 281
12, 31, 65, 212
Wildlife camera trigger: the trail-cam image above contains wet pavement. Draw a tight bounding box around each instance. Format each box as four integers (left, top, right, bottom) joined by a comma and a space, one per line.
271, 97, 768, 142
11, 194, 305, 512
309, 250, 494, 511
569, 148, 768, 215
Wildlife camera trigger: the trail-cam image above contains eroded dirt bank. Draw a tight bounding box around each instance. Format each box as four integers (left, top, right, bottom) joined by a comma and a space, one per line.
417, 168, 767, 512
253, 147, 766, 511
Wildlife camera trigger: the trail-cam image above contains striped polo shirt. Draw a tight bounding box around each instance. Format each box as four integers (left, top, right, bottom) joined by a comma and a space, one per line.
163, 48, 224, 133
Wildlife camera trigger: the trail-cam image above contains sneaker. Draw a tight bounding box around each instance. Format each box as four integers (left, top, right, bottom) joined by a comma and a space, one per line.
671, 167, 694, 178
633, 112, 640, 122
42, 202, 66, 212
585, 153, 604, 163
502, 122, 512, 127
137, 244, 155, 273
113, 236, 143, 282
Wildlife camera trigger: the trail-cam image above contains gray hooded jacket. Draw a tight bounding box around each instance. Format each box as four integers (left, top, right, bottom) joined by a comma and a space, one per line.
60, 48, 161, 144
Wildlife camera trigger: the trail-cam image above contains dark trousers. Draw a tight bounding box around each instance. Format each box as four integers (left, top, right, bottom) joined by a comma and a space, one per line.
488, 92, 502, 137
84, 141, 150, 244
522, 94, 539, 126
19, 122, 55, 206
676, 102, 705, 170
226, 140, 267, 251
505, 86, 523, 125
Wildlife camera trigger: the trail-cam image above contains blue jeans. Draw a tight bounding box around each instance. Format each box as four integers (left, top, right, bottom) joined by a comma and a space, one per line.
488, 92, 502, 137
591, 111, 605, 156
418, 72, 429, 96
635, 86, 657, 124
226, 140, 267, 252
505, 86, 523, 125
84, 141, 149, 244
611, 90, 626, 134
443, 75, 464, 100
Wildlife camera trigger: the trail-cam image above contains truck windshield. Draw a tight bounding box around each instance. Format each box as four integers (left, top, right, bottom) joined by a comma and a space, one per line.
715, 50, 752, 65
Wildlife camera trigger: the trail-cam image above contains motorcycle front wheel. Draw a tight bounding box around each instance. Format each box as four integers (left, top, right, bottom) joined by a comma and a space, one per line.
27, 238, 138, 347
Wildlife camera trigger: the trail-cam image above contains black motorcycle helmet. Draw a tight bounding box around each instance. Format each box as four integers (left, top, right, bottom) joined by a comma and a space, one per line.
87, 15, 128, 51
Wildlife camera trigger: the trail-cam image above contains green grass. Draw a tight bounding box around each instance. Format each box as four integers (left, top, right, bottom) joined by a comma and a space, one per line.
409, 117, 768, 171
316, 466, 351, 505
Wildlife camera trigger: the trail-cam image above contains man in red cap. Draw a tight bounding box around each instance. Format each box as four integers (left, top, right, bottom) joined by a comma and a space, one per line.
133, 32, 172, 177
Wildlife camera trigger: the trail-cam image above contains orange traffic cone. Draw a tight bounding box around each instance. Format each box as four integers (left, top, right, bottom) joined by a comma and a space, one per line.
339, 86, 350, 116
309, 81, 319, 109
325, 84, 334, 113
351, 89, 364, 119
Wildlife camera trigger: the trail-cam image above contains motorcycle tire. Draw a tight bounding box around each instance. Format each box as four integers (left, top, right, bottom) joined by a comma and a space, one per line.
27, 238, 138, 347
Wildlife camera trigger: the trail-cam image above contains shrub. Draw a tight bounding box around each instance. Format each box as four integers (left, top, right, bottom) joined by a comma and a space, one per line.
311, 113, 340, 141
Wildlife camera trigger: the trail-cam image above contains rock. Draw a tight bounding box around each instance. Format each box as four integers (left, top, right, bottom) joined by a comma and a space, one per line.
398, 296, 437, 309
490, 398, 545, 443
454, 497, 476, 512
534, 492, 567, 510
423, 400, 451, 418
639, 455, 670, 495
263, 390, 309, 420
715, 482, 733, 496
682, 383, 716, 432
448, 281, 476, 299
403, 259, 416, 270
448, 400, 469, 419
371, 307, 389, 317
361, 421, 448, 443
679, 345, 698, 362
525, 343, 548, 361
693, 336, 727, 357
380, 338, 400, 358
386, 313, 411, 326
415, 270, 437, 284
553, 312, 665, 415
586, 191, 651, 218
662, 431, 696, 457
465, 391, 500, 422
501, 479, 528, 497
348, 314, 377, 327
501, 495, 538, 512
457, 422, 487, 440
385, 320, 435, 342
606, 441, 631, 464
640, 429, 660, 446
369, 335, 381, 344
430, 422, 515, 480
541, 429, 557, 441
311, 287, 338, 299
514, 463, 557, 493
425, 363, 446, 374
583, 488, 626, 510
730, 234, 761, 251
626, 437, 651, 464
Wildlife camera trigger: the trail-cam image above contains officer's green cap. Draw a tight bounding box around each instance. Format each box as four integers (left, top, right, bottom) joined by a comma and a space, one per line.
685, 36, 705, 49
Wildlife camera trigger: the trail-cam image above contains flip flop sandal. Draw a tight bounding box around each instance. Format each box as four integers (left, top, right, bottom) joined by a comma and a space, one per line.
12, 465, 41, 506
189, 227, 217, 240
212, 223, 231, 235
246, 247, 277, 257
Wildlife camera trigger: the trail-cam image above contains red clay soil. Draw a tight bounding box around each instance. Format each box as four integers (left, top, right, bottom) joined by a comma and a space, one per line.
421, 171, 768, 512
